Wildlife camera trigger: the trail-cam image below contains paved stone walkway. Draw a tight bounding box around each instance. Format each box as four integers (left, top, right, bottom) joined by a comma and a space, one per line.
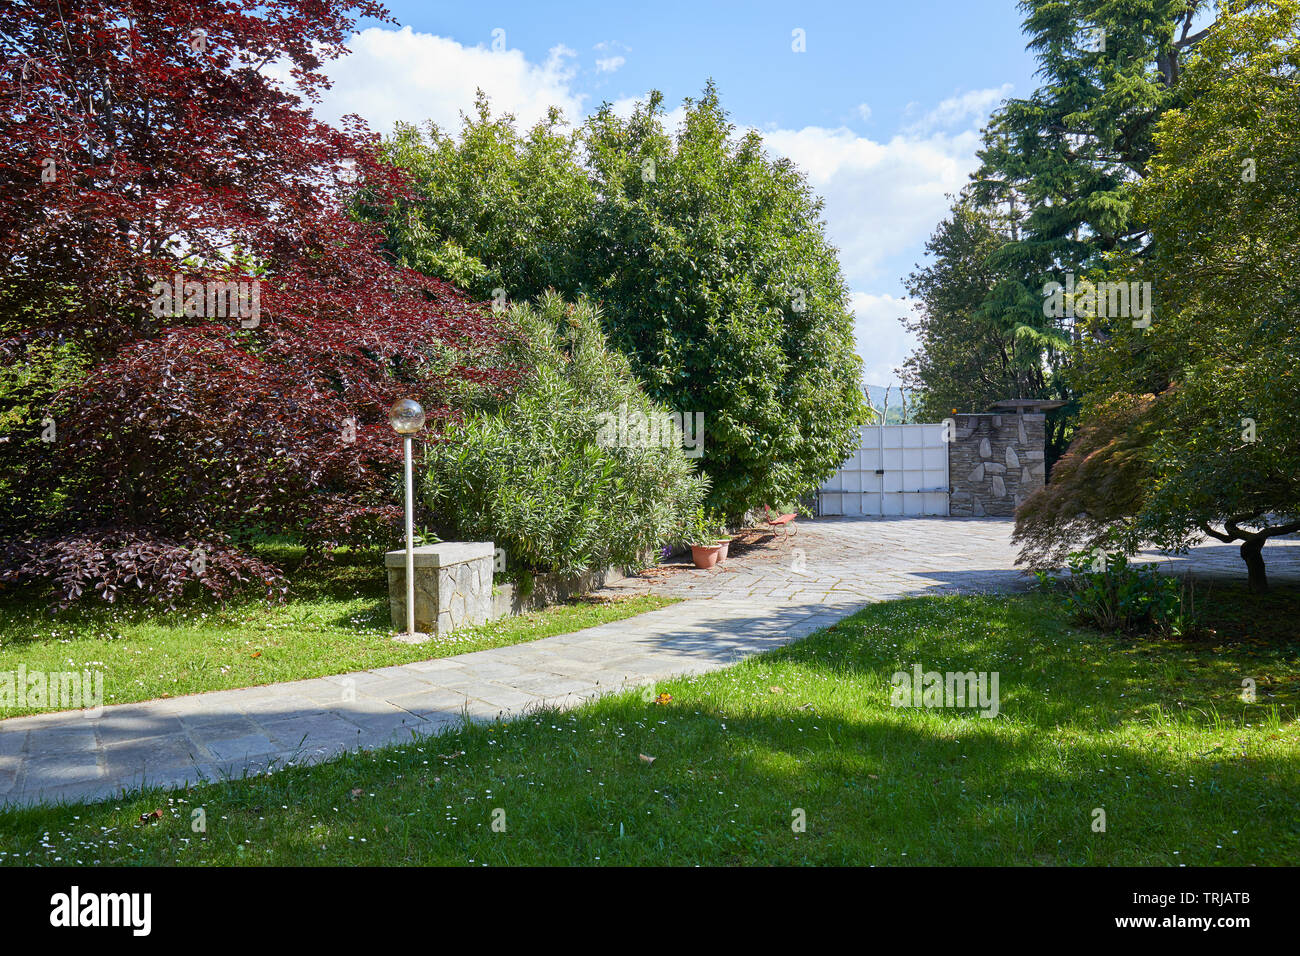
599, 517, 1035, 605
594, 516, 1300, 604
0, 600, 848, 808
3, 516, 1296, 809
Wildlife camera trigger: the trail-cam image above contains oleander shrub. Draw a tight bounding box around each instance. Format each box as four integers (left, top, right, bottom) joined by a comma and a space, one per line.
423, 293, 707, 577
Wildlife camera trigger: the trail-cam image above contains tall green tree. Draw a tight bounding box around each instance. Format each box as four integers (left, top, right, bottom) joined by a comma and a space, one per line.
905, 0, 1220, 448
1117, 0, 1300, 592
371, 93, 596, 301
901, 201, 1073, 461
372, 84, 868, 521
577, 87, 867, 520
973, 0, 1216, 279
1017, 0, 1300, 593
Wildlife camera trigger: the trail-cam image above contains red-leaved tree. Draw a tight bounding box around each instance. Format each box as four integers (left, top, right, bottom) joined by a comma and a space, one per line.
0, 0, 518, 604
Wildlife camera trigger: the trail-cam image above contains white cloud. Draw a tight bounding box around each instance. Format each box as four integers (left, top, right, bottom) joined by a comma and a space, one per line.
854, 102, 872, 122
304, 26, 587, 136
546, 43, 579, 73
760, 90, 1007, 387
904, 84, 1013, 134
849, 292, 918, 386
762, 125, 981, 285
595, 55, 626, 73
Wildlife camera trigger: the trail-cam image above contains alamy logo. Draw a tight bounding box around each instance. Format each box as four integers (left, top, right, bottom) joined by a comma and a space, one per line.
50, 886, 151, 936
1042, 273, 1152, 328
0, 666, 103, 716
150, 274, 260, 327
890, 663, 1000, 718
594, 403, 705, 459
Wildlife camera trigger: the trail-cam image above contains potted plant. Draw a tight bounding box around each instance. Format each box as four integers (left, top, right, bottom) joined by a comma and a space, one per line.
711, 510, 733, 562
685, 507, 723, 569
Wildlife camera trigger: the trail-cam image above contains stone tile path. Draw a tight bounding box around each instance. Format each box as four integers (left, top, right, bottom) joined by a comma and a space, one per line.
3, 516, 1296, 809
0, 600, 848, 808
598, 517, 1036, 605
594, 516, 1300, 604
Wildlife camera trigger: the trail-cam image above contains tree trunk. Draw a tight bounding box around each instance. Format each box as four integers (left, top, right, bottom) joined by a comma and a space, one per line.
1241, 536, 1268, 594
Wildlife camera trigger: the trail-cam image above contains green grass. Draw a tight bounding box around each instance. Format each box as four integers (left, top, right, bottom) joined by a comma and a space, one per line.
0, 546, 676, 718
2, 587, 1296, 866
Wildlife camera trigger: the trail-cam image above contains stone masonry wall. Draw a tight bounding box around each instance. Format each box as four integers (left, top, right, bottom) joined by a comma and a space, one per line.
386, 543, 493, 636
948, 413, 1046, 517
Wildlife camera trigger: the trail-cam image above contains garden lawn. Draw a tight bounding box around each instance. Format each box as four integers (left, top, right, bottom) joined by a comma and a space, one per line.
0, 546, 676, 719
1, 589, 1297, 865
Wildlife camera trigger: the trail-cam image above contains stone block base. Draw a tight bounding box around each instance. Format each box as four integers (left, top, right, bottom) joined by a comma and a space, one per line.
385, 543, 494, 637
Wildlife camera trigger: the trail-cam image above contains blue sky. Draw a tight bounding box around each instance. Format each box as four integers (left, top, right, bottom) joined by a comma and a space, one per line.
309, 1, 1043, 383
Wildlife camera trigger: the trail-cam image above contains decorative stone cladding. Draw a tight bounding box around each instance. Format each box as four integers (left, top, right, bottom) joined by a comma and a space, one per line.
490, 566, 629, 619
947, 413, 1046, 517
385, 543, 494, 635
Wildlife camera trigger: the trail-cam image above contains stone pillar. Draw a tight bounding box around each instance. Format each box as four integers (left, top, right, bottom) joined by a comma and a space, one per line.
385, 543, 494, 638
947, 413, 1047, 517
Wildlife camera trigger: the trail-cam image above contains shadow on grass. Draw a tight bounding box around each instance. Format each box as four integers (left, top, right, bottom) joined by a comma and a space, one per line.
775, 590, 1300, 725
3, 675, 1295, 865
0, 545, 389, 641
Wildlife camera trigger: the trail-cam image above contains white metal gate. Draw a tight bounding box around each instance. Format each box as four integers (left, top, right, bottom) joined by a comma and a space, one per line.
817, 423, 949, 516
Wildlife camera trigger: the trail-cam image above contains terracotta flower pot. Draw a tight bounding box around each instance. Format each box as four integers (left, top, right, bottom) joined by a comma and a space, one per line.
691, 544, 723, 569
715, 537, 731, 562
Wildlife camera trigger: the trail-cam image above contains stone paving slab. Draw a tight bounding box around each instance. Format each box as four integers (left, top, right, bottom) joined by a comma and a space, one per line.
592, 516, 1300, 604
0, 597, 847, 808
4, 516, 1295, 810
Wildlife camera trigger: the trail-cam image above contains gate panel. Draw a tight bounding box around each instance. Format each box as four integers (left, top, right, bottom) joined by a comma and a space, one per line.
817, 423, 949, 516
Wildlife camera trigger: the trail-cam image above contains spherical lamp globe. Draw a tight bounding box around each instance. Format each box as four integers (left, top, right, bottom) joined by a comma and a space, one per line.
388, 398, 425, 436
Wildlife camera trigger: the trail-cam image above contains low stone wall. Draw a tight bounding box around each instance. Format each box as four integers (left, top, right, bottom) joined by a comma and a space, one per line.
386, 541, 643, 636
947, 413, 1047, 517
490, 566, 629, 620
385, 542, 494, 636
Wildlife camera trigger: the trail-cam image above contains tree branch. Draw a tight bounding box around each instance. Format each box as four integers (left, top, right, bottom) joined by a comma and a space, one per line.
1174, 27, 1212, 52
1224, 512, 1266, 540
1197, 521, 1235, 543
1261, 520, 1300, 539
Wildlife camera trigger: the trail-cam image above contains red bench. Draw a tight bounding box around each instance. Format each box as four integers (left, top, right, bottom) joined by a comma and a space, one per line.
764, 506, 797, 539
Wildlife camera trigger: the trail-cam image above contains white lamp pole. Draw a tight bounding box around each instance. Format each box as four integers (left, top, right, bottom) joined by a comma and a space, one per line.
388, 398, 426, 636
403, 433, 414, 634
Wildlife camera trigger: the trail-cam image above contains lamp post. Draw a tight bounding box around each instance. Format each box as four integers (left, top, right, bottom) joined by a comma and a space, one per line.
388, 398, 426, 636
